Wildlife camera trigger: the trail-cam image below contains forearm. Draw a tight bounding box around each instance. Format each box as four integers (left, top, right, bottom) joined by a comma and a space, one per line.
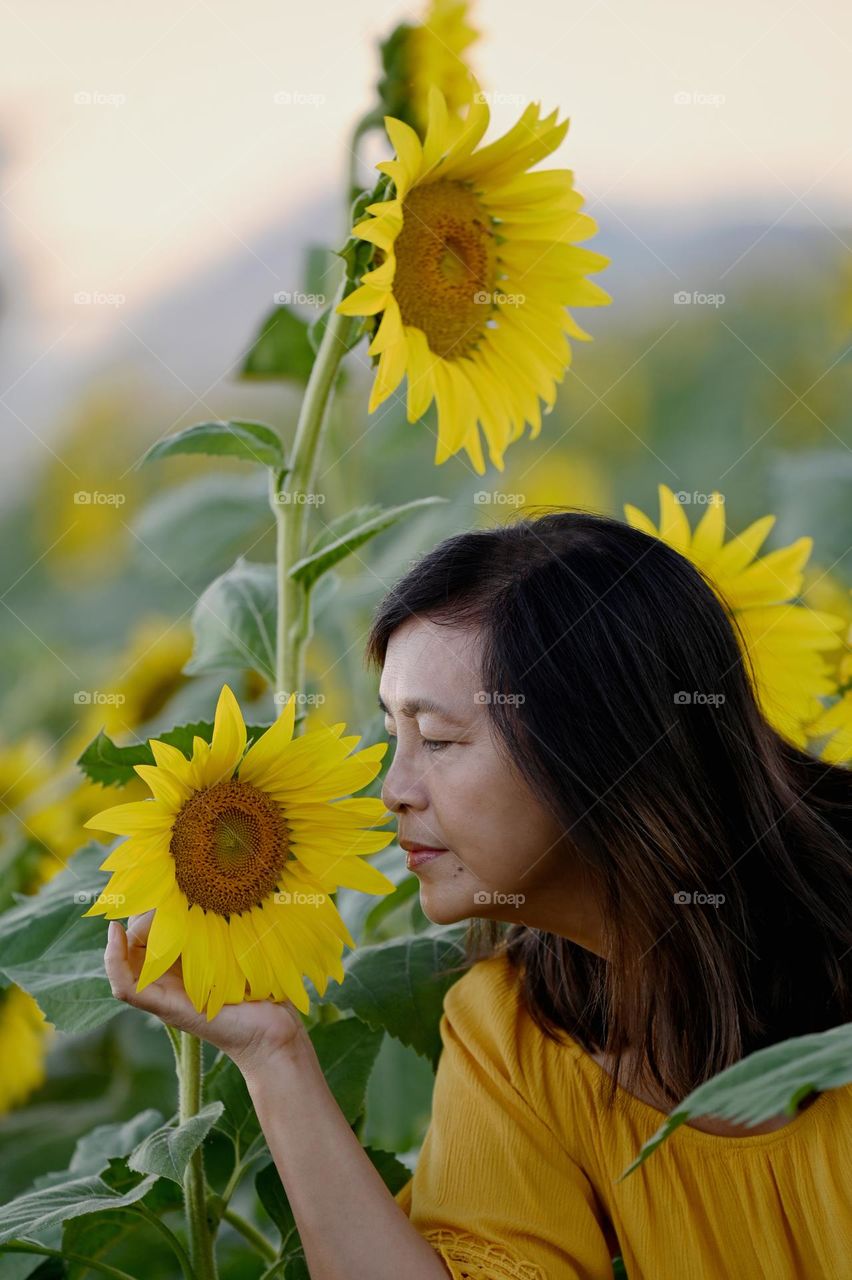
243, 1033, 450, 1280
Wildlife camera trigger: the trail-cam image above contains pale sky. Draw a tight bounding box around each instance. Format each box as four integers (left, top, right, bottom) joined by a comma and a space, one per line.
0, 0, 850, 342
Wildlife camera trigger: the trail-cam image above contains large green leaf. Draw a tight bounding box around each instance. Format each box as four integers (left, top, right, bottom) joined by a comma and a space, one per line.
0, 844, 117, 1032
309, 1017, 383, 1125
128, 1102, 223, 1184
142, 420, 285, 469
62, 1111, 163, 1177
185, 558, 277, 682
362, 1034, 434, 1155
319, 927, 467, 1067
206, 1056, 260, 1159
288, 498, 448, 591
0, 1162, 158, 1247
132, 471, 271, 585
48, 1111, 163, 1183
619, 1022, 852, 1180
241, 305, 315, 382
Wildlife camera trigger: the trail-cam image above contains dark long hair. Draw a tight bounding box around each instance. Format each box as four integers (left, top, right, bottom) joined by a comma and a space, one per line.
364, 507, 852, 1106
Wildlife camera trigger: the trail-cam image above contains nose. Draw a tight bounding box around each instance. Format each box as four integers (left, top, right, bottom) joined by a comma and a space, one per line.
381, 747, 427, 814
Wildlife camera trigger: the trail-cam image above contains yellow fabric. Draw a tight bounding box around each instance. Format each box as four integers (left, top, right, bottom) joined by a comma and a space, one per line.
394, 950, 852, 1279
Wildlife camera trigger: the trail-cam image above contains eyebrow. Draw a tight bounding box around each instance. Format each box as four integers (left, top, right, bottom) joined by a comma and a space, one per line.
377, 693, 466, 726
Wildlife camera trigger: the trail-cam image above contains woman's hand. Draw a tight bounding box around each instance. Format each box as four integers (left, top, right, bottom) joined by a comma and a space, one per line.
104, 913, 311, 1078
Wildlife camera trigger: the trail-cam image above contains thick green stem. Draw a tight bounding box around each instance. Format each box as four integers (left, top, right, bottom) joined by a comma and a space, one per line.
222, 1207, 278, 1261
179, 1032, 218, 1279
271, 278, 355, 704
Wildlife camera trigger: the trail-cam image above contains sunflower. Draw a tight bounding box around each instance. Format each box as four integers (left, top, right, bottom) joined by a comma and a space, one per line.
624, 485, 845, 747
805, 588, 852, 765
336, 82, 611, 476
379, 0, 479, 138
82, 686, 397, 1020
0, 985, 50, 1114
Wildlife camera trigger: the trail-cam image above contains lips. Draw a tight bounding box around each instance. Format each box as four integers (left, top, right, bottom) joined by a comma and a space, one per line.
405, 848, 447, 869
400, 840, 448, 870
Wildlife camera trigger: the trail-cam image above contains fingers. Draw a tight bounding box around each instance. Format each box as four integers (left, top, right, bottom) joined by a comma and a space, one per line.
126, 909, 155, 948
104, 920, 200, 1032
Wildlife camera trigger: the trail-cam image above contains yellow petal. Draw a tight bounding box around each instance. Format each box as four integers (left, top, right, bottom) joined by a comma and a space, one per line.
657, 484, 692, 555
690, 495, 726, 560
336, 284, 390, 317
709, 514, 777, 580
132, 764, 189, 812
230, 910, 275, 1001
252, 903, 310, 1013
203, 911, 247, 1020
238, 693, 297, 790
202, 684, 247, 787
182, 904, 216, 1014
84, 800, 174, 838
136, 887, 188, 992
384, 116, 424, 184
149, 740, 195, 791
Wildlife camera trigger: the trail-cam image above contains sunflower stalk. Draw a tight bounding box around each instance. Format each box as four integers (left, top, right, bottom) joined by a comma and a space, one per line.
271, 275, 354, 705
178, 1031, 218, 1280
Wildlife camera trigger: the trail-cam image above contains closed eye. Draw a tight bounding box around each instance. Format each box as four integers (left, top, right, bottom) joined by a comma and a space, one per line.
384, 729, 453, 753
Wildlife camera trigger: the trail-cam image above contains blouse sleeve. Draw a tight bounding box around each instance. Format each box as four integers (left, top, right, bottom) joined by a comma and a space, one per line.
393, 955, 615, 1280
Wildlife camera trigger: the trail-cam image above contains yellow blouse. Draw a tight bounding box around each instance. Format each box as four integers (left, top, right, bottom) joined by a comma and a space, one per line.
394, 950, 852, 1279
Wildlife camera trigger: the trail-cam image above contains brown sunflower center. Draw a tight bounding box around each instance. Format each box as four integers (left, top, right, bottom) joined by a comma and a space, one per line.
170, 778, 289, 915
393, 180, 497, 359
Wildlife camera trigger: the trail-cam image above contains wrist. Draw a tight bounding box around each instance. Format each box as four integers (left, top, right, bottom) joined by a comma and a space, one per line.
239, 1025, 316, 1093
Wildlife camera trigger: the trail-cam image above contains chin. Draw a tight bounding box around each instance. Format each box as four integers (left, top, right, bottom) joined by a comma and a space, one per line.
417, 885, 473, 927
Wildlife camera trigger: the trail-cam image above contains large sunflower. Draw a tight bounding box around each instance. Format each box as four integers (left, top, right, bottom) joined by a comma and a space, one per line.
83, 686, 396, 1020
625, 485, 845, 747
336, 82, 611, 475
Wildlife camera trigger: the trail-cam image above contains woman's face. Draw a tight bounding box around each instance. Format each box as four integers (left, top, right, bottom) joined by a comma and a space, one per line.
378, 616, 604, 954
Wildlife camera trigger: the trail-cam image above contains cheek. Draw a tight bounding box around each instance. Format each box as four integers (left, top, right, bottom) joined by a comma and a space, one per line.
439, 771, 542, 885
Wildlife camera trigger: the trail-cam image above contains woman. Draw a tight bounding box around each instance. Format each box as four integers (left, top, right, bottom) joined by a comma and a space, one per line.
105, 509, 852, 1279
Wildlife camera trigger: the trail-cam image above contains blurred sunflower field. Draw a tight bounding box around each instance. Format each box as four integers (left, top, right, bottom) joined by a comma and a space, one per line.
0, 0, 850, 1276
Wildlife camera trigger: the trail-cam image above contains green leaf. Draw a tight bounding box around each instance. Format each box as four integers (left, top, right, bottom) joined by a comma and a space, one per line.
255, 1160, 296, 1247
207, 1057, 260, 1157
319, 926, 467, 1067
132, 470, 271, 585
142, 421, 285, 469
75, 734, 155, 789
619, 1022, 852, 1180
360, 1146, 411, 1194
309, 1017, 383, 1125
185, 558, 277, 682
361, 873, 419, 942
128, 1102, 223, 1184
76, 718, 272, 789
241, 305, 315, 382
302, 245, 339, 298
0, 1165, 158, 1247
304, 505, 383, 559
289, 497, 448, 592
0, 844, 117, 1033
64, 1111, 164, 1180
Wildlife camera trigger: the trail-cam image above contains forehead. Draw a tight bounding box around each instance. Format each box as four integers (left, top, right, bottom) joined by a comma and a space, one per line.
379, 617, 482, 711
